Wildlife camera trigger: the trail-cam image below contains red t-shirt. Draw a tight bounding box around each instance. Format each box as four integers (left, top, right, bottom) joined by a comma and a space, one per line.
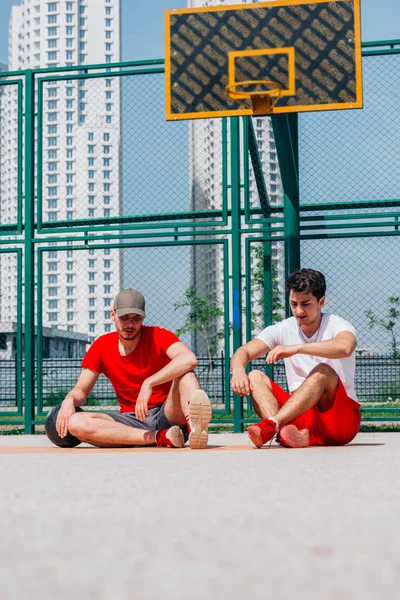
81, 326, 180, 413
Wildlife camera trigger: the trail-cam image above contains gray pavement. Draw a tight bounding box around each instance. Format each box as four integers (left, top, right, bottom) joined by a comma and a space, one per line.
0, 432, 399, 600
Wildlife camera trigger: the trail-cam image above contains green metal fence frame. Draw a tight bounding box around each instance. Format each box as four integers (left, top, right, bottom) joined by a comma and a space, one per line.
0, 41, 399, 431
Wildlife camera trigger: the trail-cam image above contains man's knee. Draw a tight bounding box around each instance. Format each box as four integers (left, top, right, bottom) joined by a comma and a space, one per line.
309, 363, 338, 383
68, 412, 92, 437
248, 369, 272, 389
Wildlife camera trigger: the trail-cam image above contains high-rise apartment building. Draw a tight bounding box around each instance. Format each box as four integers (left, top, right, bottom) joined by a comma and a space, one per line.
0, 0, 122, 343
188, 0, 284, 355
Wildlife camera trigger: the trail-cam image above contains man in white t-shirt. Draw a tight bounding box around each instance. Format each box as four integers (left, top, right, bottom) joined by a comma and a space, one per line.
230, 269, 361, 448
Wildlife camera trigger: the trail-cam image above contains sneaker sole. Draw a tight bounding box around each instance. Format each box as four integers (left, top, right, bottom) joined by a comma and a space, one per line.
167, 425, 185, 448
188, 390, 212, 449
279, 425, 309, 448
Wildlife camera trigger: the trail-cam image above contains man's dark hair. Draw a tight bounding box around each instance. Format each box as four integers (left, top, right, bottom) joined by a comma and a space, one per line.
286, 269, 326, 300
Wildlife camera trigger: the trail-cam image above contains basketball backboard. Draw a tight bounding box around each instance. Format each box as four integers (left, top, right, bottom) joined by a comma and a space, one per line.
165, 0, 362, 120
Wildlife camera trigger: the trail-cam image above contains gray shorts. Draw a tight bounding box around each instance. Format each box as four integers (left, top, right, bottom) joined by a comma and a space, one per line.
108, 404, 173, 432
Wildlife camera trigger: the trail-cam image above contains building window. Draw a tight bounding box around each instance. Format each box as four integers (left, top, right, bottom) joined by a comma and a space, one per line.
48, 287, 58, 297
105, 30, 111, 39
103, 196, 110, 204
88, 209, 95, 217
66, 87, 73, 97
88, 183, 95, 191
47, 200, 57, 209
66, 287, 74, 296
48, 300, 58, 309
48, 15, 57, 24
104, 272, 111, 281
88, 144, 94, 153
89, 298, 95, 306
48, 112, 58, 122
48, 275, 58, 284
66, 26, 73, 35
103, 209, 110, 217
48, 312, 58, 322
104, 285, 111, 294
66, 2, 73, 10
66, 199, 73, 208
103, 183, 111, 192
66, 124, 73, 133
88, 170, 95, 179
67, 261, 73, 271
104, 248, 110, 255
104, 324, 111, 332
104, 260, 111, 268
89, 259, 95, 268
47, 212, 58, 221
48, 161, 58, 171
104, 132, 110, 141
103, 171, 110, 179
103, 158, 110, 166
89, 324, 95, 333
88, 157, 95, 166
89, 272, 95, 281
66, 174, 74, 183
105, 7, 112, 15
89, 285, 96, 294
105, 18, 112, 27
105, 116, 112, 124
67, 312, 74, 322
66, 274, 74, 283
47, 51, 58, 60
47, 186, 58, 196
89, 311, 95, 320
66, 14, 73, 23
104, 297, 111, 306
48, 26, 58, 36
67, 299, 74, 309
48, 39, 57, 49
48, 150, 57, 159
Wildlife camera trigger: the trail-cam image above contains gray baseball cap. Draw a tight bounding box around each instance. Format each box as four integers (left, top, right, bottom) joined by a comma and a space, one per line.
113, 289, 146, 317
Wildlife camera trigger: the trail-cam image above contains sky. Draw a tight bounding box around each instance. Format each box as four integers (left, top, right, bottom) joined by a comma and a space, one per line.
1, 0, 400, 64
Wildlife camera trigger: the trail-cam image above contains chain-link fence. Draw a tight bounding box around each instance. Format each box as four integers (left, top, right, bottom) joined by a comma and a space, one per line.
0, 43, 399, 431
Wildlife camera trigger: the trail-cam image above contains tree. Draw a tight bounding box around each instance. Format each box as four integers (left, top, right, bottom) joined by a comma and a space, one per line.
174, 286, 225, 402
251, 243, 284, 332
366, 296, 400, 359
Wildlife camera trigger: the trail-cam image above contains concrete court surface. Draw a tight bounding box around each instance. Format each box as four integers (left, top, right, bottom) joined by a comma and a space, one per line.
0, 432, 399, 600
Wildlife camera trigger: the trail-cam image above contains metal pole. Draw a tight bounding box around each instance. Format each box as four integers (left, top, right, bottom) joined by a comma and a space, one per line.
271, 114, 300, 316
230, 117, 244, 432
24, 70, 36, 433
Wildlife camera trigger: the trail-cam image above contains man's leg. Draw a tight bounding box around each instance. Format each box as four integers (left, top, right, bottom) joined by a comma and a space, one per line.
274, 363, 338, 428
247, 364, 338, 448
248, 369, 280, 418
67, 411, 183, 448
163, 371, 212, 449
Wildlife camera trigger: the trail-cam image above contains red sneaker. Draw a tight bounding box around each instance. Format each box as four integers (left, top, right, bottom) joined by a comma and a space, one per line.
278, 424, 309, 448
247, 418, 277, 448
156, 426, 184, 448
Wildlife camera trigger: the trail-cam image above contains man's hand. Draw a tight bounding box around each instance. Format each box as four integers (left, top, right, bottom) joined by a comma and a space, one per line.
56, 400, 76, 439
266, 344, 302, 364
231, 370, 253, 397
135, 381, 153, 421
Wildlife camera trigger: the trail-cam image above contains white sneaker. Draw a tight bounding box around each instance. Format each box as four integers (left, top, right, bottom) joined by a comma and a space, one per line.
188, 390, 212, 449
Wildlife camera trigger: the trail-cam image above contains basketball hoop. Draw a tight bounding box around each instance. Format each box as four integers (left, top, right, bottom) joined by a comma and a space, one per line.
226, 80, 282, 115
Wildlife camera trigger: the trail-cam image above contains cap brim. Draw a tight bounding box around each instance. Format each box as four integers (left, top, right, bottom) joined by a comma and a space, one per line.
115, 308, 146, 317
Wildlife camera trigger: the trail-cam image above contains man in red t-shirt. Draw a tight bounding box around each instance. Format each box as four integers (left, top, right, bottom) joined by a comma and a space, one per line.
49, 289, 212, 449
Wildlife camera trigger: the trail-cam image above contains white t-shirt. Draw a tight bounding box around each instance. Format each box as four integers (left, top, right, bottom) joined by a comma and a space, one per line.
256, 312, 358, 401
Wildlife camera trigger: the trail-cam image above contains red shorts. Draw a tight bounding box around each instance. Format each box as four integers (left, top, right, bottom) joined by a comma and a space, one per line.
271, 379, 361, 446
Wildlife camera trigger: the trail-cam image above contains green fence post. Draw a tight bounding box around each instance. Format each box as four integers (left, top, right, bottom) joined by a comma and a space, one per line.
230, 117, 244, 432
24, 70, 36, 433
271, 114, 300, 316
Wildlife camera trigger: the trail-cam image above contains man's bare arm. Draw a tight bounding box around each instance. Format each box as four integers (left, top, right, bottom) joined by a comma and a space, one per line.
135, 342, 198, 421
57, 368, 99, 438
266, 331, 357, 364
230, 339, 271, 396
